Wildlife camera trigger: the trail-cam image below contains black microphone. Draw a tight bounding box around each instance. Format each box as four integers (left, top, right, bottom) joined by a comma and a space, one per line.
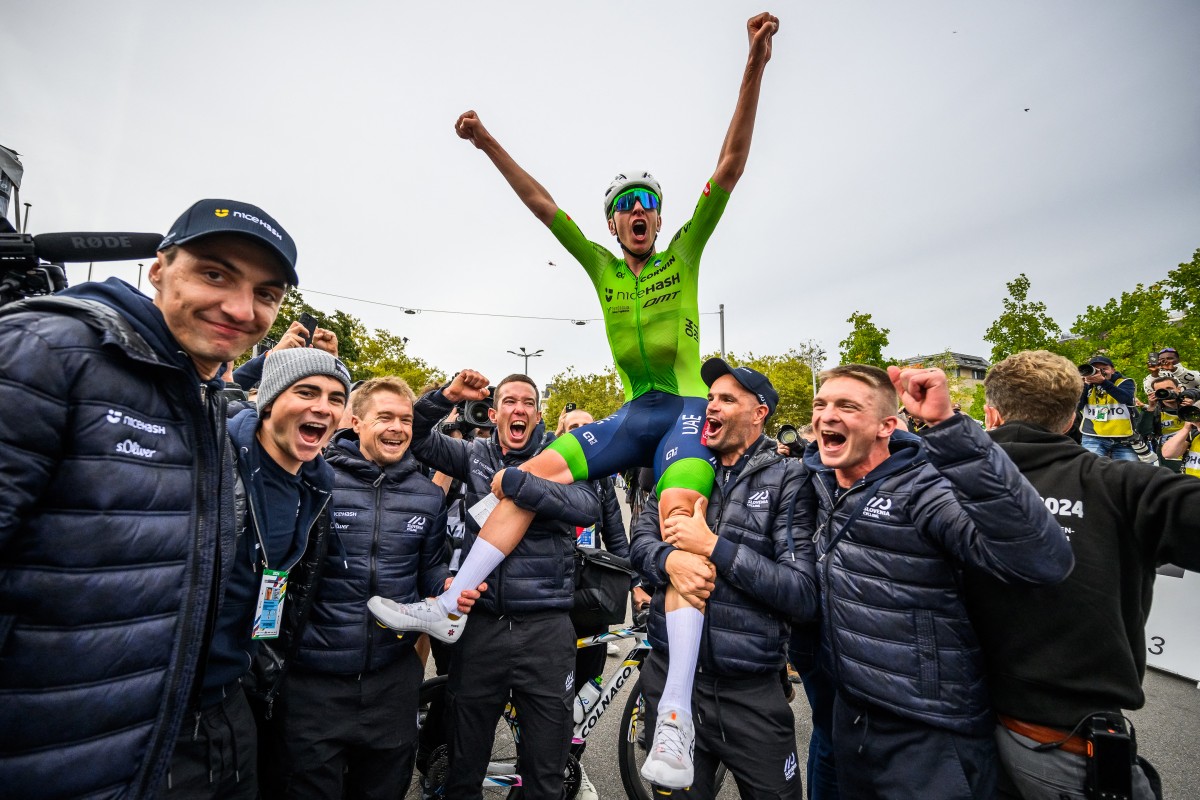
31, 232, 163, 263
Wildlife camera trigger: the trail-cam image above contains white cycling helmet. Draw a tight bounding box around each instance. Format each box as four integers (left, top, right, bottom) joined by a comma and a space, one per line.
603, 171, 662, 218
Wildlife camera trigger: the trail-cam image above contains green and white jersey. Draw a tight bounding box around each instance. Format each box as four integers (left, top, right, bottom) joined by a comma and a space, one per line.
550, 180, 730, 402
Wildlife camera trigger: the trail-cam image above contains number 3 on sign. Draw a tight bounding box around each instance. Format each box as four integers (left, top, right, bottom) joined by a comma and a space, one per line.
1148, 636, 1166, 656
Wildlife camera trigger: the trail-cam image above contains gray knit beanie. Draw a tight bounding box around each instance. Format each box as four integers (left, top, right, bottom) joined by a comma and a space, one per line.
257, 347, 353, 410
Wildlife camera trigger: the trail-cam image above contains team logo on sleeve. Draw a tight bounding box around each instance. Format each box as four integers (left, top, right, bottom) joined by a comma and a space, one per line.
703, 181, 711, 197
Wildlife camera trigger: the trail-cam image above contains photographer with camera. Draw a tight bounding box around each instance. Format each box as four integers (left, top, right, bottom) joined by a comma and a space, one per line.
1077, 355, 1140, 461
1146, 375, 1200, 473
967, 350, 1200, 799
371, 369, 599, 800
1159, 391, 1200, 478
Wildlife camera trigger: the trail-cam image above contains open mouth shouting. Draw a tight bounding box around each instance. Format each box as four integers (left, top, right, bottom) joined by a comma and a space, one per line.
631, 218, 649, 241
818, 429, 847, 458
507, 418, 529, 445
702, 417, 723, 446
298, 420, 329, 447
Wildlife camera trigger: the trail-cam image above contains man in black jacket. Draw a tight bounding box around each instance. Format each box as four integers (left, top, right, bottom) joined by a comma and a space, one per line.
371, 370, 600, 800
629, 359, 816, 798
0, 198, 294, 799
269, 376, 455, 798
969, 349, 1200, 799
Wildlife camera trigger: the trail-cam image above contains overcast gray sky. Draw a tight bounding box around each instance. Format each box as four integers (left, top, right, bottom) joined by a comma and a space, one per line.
4, 1, 1197, 385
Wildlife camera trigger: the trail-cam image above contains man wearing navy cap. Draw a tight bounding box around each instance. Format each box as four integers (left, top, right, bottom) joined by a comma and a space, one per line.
0, 198, 294, 799
629, 357, 816, 798
1078, 355, 1138, 461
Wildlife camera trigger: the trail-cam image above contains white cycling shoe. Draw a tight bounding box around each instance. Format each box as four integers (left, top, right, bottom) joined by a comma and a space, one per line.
367, 596, 466, 644
577, 764, 599, 800
640, 707, 695, 789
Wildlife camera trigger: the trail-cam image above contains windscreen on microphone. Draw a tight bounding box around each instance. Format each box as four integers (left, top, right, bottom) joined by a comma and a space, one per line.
32, 232, 164, 263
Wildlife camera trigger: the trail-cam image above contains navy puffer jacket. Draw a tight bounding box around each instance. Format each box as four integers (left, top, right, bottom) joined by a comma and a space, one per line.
630, 437, 819, 677
0, 281, 235, 799
411, 389, 599, 614
801, 415, 1074, 735
294, 431, 450, 674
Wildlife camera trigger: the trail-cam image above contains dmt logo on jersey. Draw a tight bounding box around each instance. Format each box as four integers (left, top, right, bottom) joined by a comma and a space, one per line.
861, 496, 893, 519
405, 515, 426, 532
747, 490, 770, 509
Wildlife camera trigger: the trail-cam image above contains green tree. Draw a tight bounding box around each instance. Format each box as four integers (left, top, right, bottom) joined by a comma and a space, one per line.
717, 349, 816, 428
543, 366, 624, 425
350, 329, 444, 387
1163, 247, 1200, 350
1063, 282, 1178, 389
983, 273, 1063, 363
838, 312, 890, 367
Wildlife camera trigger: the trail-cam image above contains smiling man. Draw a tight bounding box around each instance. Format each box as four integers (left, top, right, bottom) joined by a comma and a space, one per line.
630, 358, 815, 799
164, 346, 350, 799
261, 376, 453, 799
0, 198, 294, 799
373, 369, 599, 800
800, 364, 1073, 799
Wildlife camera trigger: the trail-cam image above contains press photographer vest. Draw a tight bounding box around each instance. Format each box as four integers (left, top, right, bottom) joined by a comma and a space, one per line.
1159, 409, 1185, 437
1184, 435, 1200, 478
1079, 378, 1134, 438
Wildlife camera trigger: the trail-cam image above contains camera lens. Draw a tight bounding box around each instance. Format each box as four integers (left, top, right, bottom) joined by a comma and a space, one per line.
1077, 363, 1097, 377
777, 425, 798, 444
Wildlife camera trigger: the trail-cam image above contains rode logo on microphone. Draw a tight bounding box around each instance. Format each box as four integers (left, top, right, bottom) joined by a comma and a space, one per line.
70, 235, 137, 250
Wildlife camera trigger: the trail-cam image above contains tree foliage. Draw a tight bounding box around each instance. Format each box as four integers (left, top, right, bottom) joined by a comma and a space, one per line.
1059, 283, 1179, 388
717, 349, 816, 428
543, 366, 625, 425
838, 312, 891, 367
983, 273, 1062, 363
1164, 247, 1200, 348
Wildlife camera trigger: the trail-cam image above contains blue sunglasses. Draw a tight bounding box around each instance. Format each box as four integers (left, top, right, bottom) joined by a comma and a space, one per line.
609, 188, 661, 215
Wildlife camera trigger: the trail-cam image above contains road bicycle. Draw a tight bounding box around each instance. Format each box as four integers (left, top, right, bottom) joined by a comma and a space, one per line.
406, 613, 727, 799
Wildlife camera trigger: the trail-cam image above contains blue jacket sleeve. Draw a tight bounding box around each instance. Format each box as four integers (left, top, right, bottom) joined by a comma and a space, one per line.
628, 494, 674, 590
232, 352, 266, 390
410, 390, 474, 483
1107, 376, 1136, 406
707, 463, 820, 623
916, 414, 1074, 584
0, 318, 70, 551
500, 470, 600, 529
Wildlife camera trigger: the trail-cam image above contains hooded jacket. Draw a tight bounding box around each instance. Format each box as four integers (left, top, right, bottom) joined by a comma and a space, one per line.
293, 430, 450, 674
630, 436, 818, 676
966, 422, 1200, 728
411, 389, 599, 613
202, 408, 333, 707
802, 414, 1074, 736
0, 279, 236, 799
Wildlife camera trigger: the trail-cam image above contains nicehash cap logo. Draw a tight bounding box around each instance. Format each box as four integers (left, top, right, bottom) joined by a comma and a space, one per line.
214, 208, 229, 217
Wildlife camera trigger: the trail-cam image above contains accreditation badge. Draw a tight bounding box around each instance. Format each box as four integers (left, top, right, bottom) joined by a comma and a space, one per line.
252, 569, 289, 640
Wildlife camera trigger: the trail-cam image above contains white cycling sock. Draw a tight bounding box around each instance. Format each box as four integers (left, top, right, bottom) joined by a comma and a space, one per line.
658, 606, 704, 714
437, 538, 504, 615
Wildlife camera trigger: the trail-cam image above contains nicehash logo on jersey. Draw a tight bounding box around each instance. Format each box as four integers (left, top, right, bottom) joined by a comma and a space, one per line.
405, 515, 427, 532
747, 490, 770, 509
861, 496, 893, 519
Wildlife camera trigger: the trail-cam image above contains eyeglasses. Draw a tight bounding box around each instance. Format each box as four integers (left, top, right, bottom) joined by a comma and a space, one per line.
609, 188, 661, 215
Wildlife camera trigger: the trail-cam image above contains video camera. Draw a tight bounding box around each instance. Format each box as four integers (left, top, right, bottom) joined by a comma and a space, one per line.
442, 387, 497, 436
0, 230, 161, 306
1153, 387, 1200, 422
776, 424, 806, 458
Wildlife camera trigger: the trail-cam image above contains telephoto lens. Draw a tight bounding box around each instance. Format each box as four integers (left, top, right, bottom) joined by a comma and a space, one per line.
1077, 363, 1097, 377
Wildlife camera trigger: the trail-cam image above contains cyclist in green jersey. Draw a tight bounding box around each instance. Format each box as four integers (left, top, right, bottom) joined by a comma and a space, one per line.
371, 12, 780, 790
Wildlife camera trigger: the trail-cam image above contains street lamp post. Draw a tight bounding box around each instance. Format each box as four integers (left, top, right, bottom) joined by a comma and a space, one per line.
507, 346, 544, 374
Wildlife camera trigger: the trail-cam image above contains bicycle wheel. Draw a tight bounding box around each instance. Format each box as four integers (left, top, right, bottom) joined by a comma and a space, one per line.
617, 676, 730, 799
405, 676, 521, 799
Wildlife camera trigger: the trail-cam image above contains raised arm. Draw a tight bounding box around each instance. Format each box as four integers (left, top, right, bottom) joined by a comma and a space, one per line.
456, 110, 558, 226
711, 12, 779, 192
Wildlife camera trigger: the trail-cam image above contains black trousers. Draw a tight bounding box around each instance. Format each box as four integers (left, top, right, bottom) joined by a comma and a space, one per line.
161, 683, 258, 800
444, 609, 576, 800
832, 692, 997, 800
640, 651, 803, 800
277, 650, 423, 800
